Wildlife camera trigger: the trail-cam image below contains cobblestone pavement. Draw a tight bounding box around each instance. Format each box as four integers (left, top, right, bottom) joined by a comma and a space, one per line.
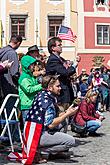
0, 111, 110, 165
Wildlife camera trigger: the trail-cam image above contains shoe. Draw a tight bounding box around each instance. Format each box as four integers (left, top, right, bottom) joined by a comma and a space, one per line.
76, 133, 88, 138
33, 152, 48, 164
49, 151, 73, 160
88, 132, 101, 137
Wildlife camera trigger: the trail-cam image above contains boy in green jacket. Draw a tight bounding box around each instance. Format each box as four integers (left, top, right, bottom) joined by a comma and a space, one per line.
18, 55, 42, 123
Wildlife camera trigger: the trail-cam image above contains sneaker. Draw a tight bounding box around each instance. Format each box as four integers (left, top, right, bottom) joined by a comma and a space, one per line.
88, 132, 101, 137
49, 151, 73, 160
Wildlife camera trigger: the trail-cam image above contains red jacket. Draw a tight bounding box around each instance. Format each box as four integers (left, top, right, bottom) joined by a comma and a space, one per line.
74, 100, 100, 126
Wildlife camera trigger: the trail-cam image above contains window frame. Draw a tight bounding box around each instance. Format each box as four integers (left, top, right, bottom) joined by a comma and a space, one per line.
95, 0, 108, 5
95, 23, 110, 46
10, 14, 28, 39
48, 15, 64, 38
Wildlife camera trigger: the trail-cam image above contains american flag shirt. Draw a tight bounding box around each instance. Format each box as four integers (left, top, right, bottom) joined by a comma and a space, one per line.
26, 90, 58, 132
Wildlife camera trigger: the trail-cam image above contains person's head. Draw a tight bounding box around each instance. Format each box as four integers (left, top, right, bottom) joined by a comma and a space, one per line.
85, 89, 98, 103
94, 71, 100, 78
18, 52, 25, 61
9, 35, 22, 49
27, 45, 40, 59
48, 37, 62, 55
90, 68, 95, 74
42, 75, 61, 95
81, 75, 88, 82
21, 55, 37, 74
103, 66, 108, 73
81, 68, 86, 75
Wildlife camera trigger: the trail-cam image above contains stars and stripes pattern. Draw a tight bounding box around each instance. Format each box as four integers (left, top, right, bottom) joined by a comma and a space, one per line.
8, 90, 56, 164
57, 25, 77, 43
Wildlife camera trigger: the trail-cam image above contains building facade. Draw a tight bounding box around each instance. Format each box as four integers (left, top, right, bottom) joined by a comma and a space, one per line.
77, 0, 110, 73
0, 0, 77, 61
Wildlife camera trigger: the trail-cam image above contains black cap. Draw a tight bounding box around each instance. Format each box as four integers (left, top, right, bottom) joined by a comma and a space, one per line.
27, 45, 39, 54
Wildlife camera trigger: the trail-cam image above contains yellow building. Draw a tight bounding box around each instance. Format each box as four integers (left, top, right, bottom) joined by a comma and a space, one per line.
0, 0, 77, 60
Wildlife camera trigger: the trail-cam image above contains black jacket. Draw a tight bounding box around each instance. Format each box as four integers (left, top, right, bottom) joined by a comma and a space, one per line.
46, 53, 76, 103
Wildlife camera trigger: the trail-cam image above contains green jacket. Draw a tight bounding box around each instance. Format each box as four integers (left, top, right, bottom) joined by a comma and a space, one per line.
18, 55, 42, 110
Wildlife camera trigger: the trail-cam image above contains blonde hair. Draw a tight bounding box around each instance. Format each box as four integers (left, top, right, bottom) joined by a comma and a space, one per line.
85, 89, 98, 103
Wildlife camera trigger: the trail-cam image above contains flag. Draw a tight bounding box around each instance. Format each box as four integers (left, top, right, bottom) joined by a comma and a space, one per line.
8, 121, 43, 164
8, 91, 55, 164
21, 121, 43, 164
57, 25, 77, 43
8, 91, 47, 164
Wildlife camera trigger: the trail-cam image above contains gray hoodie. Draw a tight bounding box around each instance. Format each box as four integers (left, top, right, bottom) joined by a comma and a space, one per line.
0, 45, 19, 97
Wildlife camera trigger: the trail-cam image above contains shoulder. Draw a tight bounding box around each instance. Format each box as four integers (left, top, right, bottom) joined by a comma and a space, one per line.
48, 54, 59, 61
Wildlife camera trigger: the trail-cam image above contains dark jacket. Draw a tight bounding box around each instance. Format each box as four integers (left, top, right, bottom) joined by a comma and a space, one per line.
46, 53, 76, 103
80, 82, 88, 97
74, 100, 100, 126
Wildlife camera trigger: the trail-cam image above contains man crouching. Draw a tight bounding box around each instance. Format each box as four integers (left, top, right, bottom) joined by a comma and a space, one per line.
24, 75, 78, 164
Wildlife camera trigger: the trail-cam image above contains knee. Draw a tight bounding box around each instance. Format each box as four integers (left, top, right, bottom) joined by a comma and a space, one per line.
96, 120, 102, 128
65, 135, 75, 148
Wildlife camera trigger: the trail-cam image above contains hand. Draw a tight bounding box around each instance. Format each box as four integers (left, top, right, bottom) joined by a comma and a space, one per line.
66, 106, 79, 116
63, 62, 69, 69
40, 69, 46, 76
76, 55, 81, 62
2, 60, 14, 68
96, 119, 102, 124
99, 116, 105, 121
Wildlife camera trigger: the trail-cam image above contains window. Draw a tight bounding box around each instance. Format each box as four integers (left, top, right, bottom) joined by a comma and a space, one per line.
48, 16, 64, 37
96, 0, 108, 5
10, 15, 27, 39
97, 25, 110, 45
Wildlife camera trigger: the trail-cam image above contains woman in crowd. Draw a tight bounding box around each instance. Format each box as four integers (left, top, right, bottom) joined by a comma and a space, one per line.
74, 89, 105, 136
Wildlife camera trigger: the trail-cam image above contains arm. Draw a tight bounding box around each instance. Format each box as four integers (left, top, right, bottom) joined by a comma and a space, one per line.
48, 106, 78, 129
19, 78, 42, 95
7, 51, 19, 76
101, 80, 108, 88
46, 56, 76, 77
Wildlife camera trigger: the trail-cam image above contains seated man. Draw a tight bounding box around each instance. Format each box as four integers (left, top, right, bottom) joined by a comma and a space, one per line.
25, 75, 78, 163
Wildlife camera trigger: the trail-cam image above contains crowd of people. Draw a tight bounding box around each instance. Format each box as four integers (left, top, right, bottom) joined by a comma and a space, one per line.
0, 35, 110, 163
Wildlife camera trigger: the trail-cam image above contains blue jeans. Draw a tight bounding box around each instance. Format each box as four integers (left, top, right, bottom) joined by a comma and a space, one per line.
86, 120, 101, 133
22, 110, 29, 124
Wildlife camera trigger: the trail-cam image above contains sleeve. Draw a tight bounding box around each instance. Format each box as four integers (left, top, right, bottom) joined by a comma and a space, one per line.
47, 59, 76, 77
19, 78, 42, 95
44, 106, 56, 127
7, 51, 19, 76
